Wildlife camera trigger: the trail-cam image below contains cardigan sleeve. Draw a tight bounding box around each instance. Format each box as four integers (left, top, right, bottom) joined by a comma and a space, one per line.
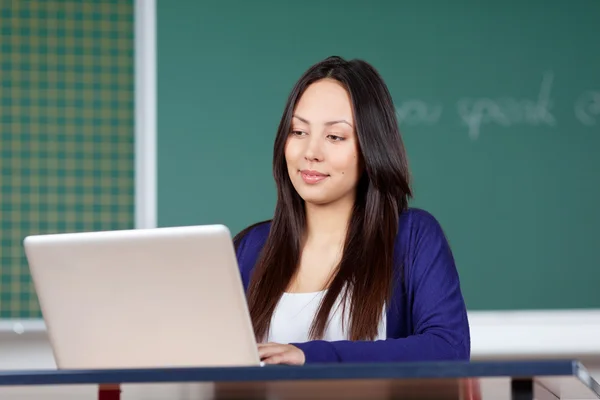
291, 210, 471, 363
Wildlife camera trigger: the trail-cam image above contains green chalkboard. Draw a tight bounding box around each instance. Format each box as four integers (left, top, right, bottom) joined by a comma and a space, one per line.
157, 0, 600, 310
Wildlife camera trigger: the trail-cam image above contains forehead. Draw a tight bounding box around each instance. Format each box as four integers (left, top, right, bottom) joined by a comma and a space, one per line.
294, 79, 354, 123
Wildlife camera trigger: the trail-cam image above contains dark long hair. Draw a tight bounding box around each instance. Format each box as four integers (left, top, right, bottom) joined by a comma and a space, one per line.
237, 56, 412, 342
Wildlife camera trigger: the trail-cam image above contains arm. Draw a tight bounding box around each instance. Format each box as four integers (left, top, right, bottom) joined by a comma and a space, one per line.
291, 211, 471, 363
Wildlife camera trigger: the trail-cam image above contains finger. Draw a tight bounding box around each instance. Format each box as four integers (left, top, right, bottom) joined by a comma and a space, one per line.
262, 354, 284, 365
258, 348, 283, 360
257, 342, 280, 348
258, 346, 285, 359
263, 351, 302, 365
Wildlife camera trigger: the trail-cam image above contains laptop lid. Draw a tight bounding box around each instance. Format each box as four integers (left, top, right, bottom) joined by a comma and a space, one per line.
23, 224, 261, 369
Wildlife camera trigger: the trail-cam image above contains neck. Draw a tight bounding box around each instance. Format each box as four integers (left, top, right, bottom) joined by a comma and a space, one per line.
304, 197, 354, 246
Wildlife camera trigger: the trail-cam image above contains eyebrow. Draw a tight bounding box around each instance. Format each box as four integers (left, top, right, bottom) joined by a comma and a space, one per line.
293, 114, 353, 128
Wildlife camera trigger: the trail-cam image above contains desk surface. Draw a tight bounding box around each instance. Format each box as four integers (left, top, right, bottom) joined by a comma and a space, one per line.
0, 359, 598, 400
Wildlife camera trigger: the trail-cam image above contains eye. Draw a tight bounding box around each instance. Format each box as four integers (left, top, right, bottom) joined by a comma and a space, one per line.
290, 130, 307, 136
327, 134, 344, 141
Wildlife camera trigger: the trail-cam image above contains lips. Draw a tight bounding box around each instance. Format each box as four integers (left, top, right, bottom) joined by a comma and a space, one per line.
300, 170, 329, 184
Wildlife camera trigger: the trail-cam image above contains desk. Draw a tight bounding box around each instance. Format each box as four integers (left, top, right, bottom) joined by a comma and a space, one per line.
0, 359, 598, 400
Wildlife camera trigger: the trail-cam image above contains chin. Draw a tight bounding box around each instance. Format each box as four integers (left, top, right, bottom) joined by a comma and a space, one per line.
294, 188, 331, 206
301, 191, 345, 207
302, 197, 332, 206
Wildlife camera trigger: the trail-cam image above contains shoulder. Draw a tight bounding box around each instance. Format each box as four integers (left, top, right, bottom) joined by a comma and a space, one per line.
233, 220, 272, 287
397, 207, 449, 248
395, 207, 455, 275
233, 219, 272, 250
398, 207, 440, 227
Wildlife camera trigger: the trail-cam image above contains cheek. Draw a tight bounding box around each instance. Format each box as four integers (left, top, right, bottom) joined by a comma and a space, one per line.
284, 140, 295, 164
332, 151, 360, 177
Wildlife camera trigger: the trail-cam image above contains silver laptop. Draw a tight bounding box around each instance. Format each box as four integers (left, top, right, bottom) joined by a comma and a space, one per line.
23, 224, 261, 369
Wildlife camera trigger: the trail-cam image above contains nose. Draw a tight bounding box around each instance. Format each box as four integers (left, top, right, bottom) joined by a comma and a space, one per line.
304, 134, 323, 162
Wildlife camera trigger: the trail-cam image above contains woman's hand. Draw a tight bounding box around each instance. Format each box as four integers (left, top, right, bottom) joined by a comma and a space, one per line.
258, 342, 305, 365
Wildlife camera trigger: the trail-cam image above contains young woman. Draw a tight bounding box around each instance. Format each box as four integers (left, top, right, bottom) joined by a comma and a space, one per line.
234, 56, 470, 365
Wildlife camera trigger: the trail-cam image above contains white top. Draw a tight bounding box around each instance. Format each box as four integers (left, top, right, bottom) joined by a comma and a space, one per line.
266, 290, 387, 343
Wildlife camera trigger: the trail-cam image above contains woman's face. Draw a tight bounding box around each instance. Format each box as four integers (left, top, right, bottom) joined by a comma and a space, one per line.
284, 78, 362, 207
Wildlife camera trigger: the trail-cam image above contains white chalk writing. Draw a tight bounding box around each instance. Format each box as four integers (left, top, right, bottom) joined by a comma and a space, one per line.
575, 91, 600, 126
396, 100, 443, 125
456, 72, 556, 140
394, 71, 597, 140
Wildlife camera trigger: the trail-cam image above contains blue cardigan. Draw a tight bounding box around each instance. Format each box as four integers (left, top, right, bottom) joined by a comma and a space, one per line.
234, 208, 471, 363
